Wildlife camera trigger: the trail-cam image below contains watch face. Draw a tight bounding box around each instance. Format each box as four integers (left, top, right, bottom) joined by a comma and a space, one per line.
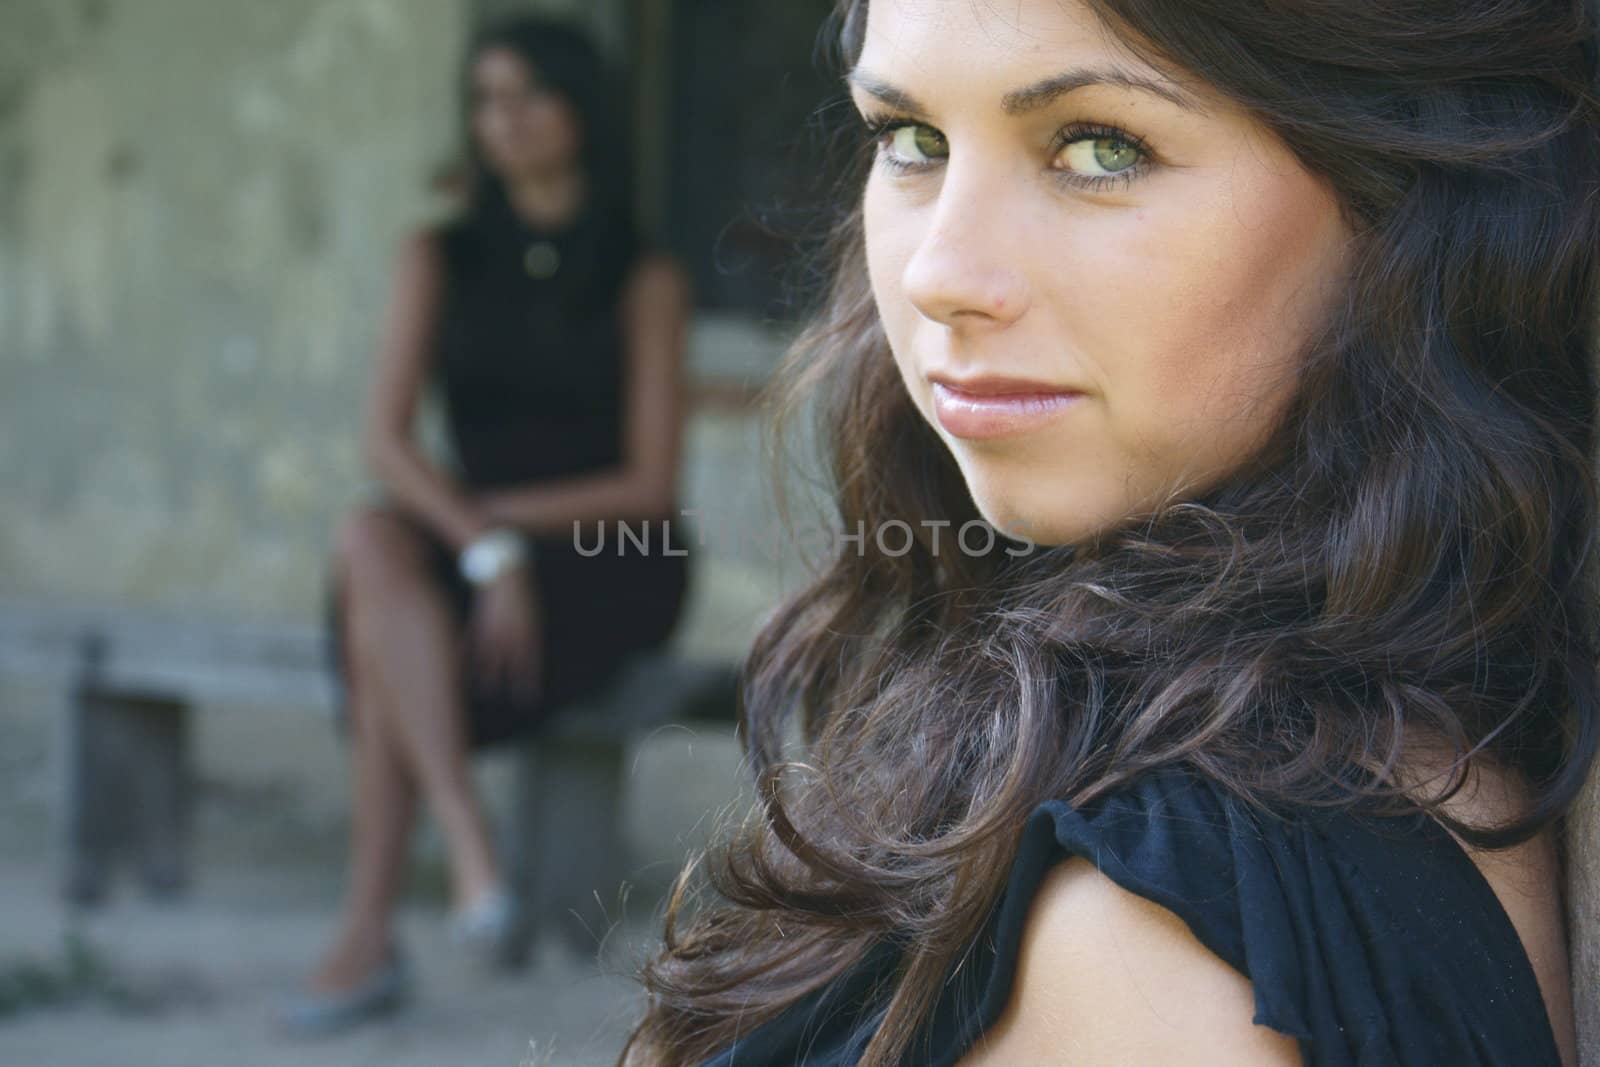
461, 542, 493, 584
462, 531, 525, 584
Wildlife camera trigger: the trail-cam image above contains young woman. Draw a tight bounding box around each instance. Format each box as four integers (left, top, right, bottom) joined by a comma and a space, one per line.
279, 17, 693, 1034
627, 0, 1599, 1064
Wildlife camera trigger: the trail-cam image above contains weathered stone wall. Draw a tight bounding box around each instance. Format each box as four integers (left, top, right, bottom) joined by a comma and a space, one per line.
0, 0, 467, 620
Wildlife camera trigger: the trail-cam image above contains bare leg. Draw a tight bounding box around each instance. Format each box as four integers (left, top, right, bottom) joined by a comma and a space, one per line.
309, 641, 418, 991
336, 509, 502, 910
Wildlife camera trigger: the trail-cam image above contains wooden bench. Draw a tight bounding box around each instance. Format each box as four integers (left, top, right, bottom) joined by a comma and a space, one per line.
499, 653, 738, 963
0, 599, 740, 953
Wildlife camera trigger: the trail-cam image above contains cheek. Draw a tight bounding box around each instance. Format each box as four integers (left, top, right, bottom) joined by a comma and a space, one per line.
471, 112, 495, 150
863, 181, 923, 386
474, 111, 521, 160
1071, 169, 1343, 464
534, 100, 580, 150
862, 178, 901, 311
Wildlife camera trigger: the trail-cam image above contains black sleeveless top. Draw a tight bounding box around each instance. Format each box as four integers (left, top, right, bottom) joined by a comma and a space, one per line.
431, 201, 644, 493
699, 769, 1560, 1066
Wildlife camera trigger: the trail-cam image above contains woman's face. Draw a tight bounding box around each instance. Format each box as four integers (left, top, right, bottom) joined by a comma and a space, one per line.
852, 0, 1355, 547
470, 46, 581, 180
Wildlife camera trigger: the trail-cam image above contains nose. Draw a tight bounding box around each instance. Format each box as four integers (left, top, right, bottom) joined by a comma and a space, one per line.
901, 166, 1031, 329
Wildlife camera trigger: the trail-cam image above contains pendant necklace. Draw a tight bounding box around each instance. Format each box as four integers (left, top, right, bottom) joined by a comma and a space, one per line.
523, 239, 561, 280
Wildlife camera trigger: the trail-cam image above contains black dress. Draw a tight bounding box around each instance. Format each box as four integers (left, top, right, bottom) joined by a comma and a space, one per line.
698, 769, 1560, 1066
330, 206, 691, 749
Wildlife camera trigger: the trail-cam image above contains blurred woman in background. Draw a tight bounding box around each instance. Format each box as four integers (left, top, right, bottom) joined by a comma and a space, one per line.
280, 15, 692, 1035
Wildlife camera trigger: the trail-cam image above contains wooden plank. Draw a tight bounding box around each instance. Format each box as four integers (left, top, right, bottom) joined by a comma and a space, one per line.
0, 598, 335, 710
542, 652, 738, 742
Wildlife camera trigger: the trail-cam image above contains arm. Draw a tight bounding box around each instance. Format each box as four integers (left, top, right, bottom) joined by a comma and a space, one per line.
480, 254, 691, 536
363, 231, 488, 553
957, 858, 1304, 1066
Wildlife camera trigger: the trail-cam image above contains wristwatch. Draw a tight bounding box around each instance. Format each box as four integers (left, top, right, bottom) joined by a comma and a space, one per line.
458, 528, 531, 586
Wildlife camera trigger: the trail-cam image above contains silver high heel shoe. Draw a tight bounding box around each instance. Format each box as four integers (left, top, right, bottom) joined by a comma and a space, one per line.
275, 945, 411, 1038
449, 884, 523, 970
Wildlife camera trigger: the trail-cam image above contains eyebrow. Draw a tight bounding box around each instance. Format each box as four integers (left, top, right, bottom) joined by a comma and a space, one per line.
847, 64, 1210, 117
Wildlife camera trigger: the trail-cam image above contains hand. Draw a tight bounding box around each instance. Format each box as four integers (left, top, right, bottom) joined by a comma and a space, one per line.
468, 565, 544, 704
475, 491, 513, 529
451, 502, 496, 556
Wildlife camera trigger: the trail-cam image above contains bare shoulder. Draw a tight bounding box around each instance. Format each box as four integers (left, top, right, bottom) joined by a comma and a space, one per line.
376, 227, 447, 312
958, 856, 1303, 1066
395, 226, 446, 277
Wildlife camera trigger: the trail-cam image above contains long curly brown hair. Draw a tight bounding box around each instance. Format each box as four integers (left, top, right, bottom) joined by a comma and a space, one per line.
626, 1, 1600, 1064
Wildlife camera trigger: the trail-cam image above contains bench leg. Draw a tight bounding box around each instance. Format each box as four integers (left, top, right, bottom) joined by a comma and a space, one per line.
59, 690, 190, 907
59, 687, 113, 907
508, 736, 628, 964
125, 695, 191, 898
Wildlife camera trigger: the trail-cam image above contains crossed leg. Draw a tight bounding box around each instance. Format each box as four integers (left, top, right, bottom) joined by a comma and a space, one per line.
309, 506, 506, 991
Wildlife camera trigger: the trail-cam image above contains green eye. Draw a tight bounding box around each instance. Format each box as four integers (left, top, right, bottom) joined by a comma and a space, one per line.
1061, 136, 1142, 177
887, 124, 948, 165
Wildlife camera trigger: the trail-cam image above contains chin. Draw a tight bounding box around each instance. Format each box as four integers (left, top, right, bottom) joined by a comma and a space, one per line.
959, 470, 1077, 550
955, 455, 1144, 550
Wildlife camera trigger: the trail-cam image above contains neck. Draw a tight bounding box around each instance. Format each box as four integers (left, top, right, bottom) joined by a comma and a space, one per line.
503, 166, 586, 230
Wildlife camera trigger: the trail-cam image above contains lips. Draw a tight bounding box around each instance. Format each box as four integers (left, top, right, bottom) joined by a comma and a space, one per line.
929, 373, 1079, 396
929, 375, 1084, 441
